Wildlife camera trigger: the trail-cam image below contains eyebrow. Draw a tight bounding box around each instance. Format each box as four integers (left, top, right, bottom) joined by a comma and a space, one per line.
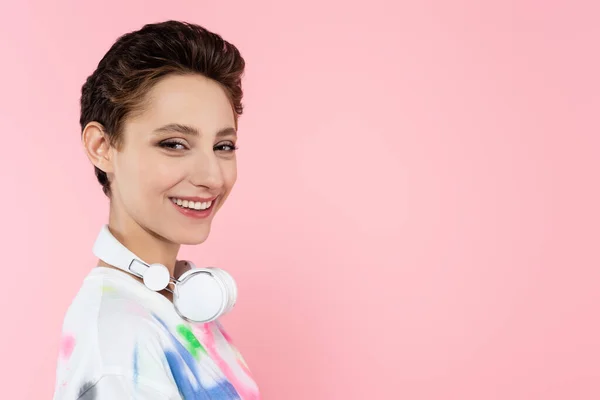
152, 123, 237, 138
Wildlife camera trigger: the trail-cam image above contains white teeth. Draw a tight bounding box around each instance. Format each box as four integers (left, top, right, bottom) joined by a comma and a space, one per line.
171, 198, 212, 210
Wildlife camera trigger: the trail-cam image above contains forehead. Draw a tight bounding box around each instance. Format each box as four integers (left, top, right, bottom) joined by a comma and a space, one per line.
128, 73, 236, 134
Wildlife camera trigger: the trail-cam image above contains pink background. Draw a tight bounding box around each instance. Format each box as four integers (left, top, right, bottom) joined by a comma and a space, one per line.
0, 1, 599, 399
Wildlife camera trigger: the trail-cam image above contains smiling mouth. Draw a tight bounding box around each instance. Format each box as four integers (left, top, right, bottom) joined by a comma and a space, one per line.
170, 197, 215, 211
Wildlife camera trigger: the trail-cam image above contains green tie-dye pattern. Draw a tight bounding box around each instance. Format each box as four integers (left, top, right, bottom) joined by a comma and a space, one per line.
176, 324, 206, 359
101, 285, 116, 293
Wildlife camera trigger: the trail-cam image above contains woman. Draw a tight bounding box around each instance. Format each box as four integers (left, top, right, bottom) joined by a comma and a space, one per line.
53, 20, 261, 400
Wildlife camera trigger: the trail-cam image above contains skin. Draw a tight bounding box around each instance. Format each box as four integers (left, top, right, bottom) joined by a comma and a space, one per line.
82, 73, 238, 301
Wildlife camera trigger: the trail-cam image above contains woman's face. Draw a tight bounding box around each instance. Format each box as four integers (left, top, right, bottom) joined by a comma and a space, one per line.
108, 73, 238, 245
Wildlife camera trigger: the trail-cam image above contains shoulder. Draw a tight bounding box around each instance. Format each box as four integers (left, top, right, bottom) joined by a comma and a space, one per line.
78, 269, 174, 369
60, 267, 164, 351
54, 269, 178, 399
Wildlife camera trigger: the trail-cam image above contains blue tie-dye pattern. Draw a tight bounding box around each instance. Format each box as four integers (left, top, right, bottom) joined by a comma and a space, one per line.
133, 341, 139, 386
164, 350, 211, 400
152, 314, 241, 400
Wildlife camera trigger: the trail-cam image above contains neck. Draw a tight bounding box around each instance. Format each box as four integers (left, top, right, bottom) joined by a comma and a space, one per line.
104, 207, 181, 278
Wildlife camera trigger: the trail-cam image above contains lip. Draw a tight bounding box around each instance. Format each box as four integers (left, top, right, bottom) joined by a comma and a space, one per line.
170, 196, 218, 220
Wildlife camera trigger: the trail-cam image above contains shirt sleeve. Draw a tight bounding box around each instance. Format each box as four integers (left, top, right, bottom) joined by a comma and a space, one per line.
75, 374, 180, 400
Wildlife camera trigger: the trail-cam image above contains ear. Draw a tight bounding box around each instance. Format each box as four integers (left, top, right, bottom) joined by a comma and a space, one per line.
82, 122, 114, 174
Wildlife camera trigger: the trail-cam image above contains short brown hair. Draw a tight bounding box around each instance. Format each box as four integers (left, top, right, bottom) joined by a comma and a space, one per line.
80, 20, 245, 197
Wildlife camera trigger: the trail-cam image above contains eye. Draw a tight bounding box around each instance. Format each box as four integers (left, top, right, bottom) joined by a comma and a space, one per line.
215, 142, 238, 152
159, 139, 188, 151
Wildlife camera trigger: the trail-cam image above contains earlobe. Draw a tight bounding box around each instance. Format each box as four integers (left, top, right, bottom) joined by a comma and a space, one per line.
82, 122, 114, 174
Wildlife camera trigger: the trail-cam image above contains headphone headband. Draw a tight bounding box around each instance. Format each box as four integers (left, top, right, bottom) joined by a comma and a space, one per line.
92, 225, 148, 278
91, 224, 237, 323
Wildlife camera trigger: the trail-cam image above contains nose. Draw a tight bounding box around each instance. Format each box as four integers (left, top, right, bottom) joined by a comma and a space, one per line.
189, 150, 224, 190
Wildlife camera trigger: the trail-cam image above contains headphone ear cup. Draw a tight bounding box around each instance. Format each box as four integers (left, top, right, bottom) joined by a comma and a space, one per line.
174, 268, 225, 323
176, 266, 198, 282
143, 263, 170, 291
209, 268, 237, 312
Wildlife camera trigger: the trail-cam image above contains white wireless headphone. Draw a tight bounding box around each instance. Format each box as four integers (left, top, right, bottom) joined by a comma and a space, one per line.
92, 225, 237, 323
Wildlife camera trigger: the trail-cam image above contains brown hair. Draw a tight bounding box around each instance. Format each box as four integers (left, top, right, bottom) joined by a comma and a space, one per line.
79, 20, 245, 197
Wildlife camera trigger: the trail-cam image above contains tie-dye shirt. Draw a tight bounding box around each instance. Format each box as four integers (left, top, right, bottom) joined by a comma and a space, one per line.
53, 266, 260, 400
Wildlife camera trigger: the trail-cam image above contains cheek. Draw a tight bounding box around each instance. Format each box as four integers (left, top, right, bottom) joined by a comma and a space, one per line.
117, 153, 184, 197
222, 160, 238, 189
145, 159, 188, 193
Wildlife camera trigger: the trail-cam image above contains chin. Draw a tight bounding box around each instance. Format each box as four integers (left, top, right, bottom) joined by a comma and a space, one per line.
173, 227, 211, 245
